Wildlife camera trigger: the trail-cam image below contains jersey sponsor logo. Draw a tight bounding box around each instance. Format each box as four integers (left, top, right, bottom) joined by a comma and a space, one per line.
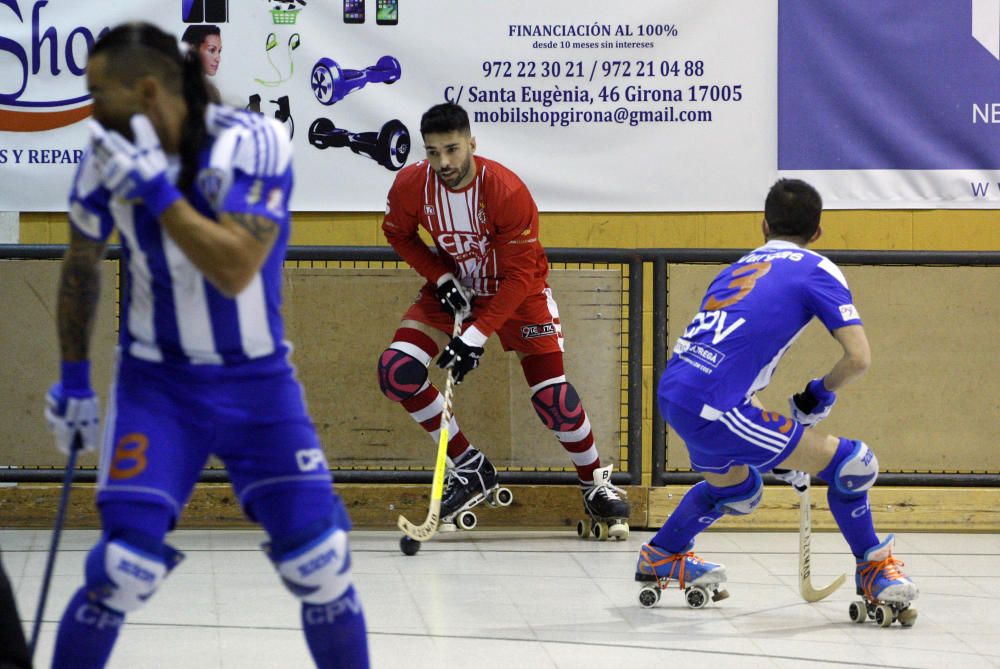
246, 179, 263, 205
295, 448, 327, 472
682, 309, 746, 345
521, 322, 556, 339
266, 186, 284, 216
839, 304, 860, 321
423, 204, 435, 216
437, 231, 489, 261
682, 341, 725, 368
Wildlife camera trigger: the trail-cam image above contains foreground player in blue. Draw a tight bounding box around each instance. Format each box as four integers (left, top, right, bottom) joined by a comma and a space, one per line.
638, 179, 917, 624
43, 23, 369, 667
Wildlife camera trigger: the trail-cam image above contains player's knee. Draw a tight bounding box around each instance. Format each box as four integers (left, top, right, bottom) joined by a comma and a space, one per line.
825, 439, 879, 497
269, 522, 354, 605
83, 533, 184, 614
377, 347, 428, 402
530, 381, 584, 432
707, 468, 763, 516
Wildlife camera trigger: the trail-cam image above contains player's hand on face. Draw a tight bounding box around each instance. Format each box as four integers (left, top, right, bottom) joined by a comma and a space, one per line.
89, 115, 181, 216
788, 377, 837, 426
434, 273, 475, 319
771, 468, 809, 494
45, 382, 100, 454
436, 334, 484, 384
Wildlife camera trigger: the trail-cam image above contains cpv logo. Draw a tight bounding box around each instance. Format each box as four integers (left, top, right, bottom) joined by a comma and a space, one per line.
0, 0, 110, 132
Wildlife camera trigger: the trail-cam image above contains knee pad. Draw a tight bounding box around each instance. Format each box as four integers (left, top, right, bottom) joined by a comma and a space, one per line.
268, 523, 353, 605
830, 440, 878, 496
531, 382, 584, 432
377, 347, 428, 402
84, 534, 184, 614
708, 468, 763, 516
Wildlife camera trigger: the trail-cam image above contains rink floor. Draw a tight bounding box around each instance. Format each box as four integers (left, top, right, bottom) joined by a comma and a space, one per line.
3, 527, 998, 668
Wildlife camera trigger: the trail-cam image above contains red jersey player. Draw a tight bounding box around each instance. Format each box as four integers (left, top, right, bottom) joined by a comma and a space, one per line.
378, 103, 630, 538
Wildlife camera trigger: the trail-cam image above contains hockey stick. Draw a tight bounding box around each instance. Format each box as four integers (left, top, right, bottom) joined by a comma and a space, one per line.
29, 434, 81, 657
799, 479, 846, 603
397, 314, 464, 542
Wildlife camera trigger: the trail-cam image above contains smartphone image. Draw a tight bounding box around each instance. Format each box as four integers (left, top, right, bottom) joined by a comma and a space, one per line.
343, 0, 365, 24
376, 0, 397, 25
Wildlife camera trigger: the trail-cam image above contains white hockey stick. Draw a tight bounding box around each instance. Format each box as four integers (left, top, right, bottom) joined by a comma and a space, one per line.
397, 315, 464, 542
799, 479, 846, 602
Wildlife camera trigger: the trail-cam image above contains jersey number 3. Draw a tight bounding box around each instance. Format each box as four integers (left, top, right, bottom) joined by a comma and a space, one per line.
704, 262, 771, 311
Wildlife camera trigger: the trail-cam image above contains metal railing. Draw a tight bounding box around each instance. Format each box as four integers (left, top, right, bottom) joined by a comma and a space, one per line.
3, 244, 999, 487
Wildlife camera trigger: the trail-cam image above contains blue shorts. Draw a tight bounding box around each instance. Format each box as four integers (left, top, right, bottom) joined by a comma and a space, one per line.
664, 400, 804, 473
96, 353, 335, 524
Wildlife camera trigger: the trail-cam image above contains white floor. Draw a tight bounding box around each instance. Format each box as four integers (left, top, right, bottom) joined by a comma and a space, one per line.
2, 528, 998, 668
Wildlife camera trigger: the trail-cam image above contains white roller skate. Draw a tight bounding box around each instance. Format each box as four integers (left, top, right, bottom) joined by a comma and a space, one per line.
439, 448, 513, 532
577, 464, 630, 541
849, 534, 919, 627
635, 541, 729, 609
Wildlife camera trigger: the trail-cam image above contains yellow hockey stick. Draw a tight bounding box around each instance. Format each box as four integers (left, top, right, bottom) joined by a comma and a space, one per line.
397, 315, 463, 542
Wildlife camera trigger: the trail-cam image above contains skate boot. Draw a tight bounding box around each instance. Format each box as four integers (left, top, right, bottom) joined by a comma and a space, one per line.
577, 464, 630, 540
439, 448, 513, 532
849, 534, 918, 627
635, 541, 729, 609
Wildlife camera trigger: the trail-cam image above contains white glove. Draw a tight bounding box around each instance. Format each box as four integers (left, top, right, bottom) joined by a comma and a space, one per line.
89, 115, 182, 217
772, 468, 809, 494
45, 382, 101, 454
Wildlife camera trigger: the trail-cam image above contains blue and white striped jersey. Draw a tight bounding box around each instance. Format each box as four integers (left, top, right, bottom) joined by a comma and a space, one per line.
660, 240, 863, 415
68, 105, 294, 367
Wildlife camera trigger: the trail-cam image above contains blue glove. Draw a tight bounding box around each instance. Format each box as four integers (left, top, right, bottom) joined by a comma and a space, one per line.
788, 377, 837, 426
89, 115, 182, 217
45, 361, 100, 454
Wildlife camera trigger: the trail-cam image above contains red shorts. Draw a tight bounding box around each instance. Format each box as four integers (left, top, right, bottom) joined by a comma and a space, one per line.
403, 284, 565, 355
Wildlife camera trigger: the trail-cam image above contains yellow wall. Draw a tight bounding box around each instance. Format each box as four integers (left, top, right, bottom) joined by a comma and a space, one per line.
20, 209, 1000, 250
19, 209, 996, 484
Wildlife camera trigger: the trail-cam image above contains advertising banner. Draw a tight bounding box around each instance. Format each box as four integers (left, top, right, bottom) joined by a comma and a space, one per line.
779, 0, 1000, 208
1, 0, 774, 211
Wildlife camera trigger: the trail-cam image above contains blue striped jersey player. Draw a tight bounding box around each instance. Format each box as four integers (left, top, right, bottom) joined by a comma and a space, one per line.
43, 22, 369, 668
637, 179, 917, 622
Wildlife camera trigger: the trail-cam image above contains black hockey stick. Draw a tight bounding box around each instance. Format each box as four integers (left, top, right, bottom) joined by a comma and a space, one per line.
29, 434, 81, 658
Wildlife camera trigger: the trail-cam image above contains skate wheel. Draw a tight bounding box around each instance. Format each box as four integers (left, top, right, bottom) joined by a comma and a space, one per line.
494, 487, 513, 507
456, 510, 477, 531
576, 519, 590, 539
638, 585, 660, 608
685, 586, 709, 609
897, 607, 917, 627
849, 600, 867, 624
593, 521, 609, 541
399, 536, 421, 556
874, 604, 893, 627
609, 521, 629, 540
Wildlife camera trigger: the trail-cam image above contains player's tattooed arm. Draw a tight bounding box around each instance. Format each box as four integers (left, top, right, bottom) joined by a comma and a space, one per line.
226, 212, 278, 245
57, 228, 107, 361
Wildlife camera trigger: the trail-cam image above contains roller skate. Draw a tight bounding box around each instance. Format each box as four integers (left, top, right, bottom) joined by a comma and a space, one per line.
635, 541, 729, 609
849, 534, 918, 627
576, 464, 630, 540
438, 448, 513, 532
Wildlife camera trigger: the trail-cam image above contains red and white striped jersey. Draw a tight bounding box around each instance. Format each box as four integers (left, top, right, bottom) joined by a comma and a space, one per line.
383, 156, 549, 337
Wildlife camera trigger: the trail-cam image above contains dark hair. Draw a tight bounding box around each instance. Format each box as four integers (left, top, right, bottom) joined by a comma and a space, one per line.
91, 22, 215, 192
420, 102, 471, 136
181, 24, 221, 48
764, 179, 823, 241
